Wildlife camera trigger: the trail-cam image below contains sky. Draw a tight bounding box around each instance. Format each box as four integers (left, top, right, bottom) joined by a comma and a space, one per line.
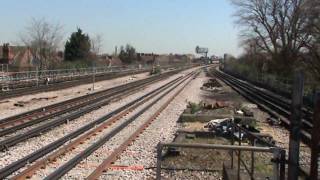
0, 0, 242, 57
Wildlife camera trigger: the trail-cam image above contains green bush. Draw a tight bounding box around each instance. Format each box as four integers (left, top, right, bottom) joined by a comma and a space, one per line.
150, 66, 162, 75
188, 102, 203, 114
54, 59, 92, 70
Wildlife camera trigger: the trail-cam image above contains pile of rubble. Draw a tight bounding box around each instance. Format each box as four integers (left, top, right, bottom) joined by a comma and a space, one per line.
203, 104, 276, 145
201, 78, 222, 91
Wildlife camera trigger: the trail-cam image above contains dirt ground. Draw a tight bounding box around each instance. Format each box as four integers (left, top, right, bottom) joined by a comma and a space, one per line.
162, 68, 311, 179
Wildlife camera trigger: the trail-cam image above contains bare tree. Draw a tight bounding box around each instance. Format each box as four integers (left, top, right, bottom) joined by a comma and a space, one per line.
90, 34, 103, 55
303, 0, 320, 80
20, 17, 64, 70
231, 0, 312, 75
241, 37, 269, 72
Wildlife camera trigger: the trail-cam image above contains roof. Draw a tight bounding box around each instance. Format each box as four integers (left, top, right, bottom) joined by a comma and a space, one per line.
0, 45, 34, 67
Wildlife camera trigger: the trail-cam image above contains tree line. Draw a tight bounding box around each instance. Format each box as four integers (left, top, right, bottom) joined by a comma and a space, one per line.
230, 0, 320, 81
18, 18, 138, 70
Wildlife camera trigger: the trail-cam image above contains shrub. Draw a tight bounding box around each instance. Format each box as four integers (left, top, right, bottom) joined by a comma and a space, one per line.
150, 66, 162, 75
188, 102, 203, 114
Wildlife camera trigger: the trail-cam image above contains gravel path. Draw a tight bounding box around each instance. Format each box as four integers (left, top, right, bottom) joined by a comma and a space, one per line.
0, 72, 148, 119
256, 110, 311, 168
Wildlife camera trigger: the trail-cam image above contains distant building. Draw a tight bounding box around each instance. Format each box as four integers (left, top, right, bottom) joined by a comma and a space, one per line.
97, 54, 123, 66
0, 43, 64, 70
136, 53, 159, 65
0, 43, 34, 67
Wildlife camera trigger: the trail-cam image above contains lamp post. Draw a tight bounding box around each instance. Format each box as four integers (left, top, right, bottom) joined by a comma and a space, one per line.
92, 62, 96, 91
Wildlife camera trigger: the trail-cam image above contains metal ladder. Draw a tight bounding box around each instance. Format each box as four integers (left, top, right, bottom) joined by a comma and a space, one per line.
1, 64, 9, 91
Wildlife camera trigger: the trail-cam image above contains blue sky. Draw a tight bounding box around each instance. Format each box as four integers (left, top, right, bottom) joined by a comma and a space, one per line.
0, 0, 242, 56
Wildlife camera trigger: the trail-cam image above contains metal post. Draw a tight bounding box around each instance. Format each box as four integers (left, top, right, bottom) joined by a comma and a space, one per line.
231, 123, 235, 169
280, 149, 286, 180
310, 92, 320, 179
92, 66, 95, 91
273, 148, 281, 180
251, 139, 255, 179
36, 66, 39, 87
238, 126, 241, 146
238, 127, 241, 180
288, 71, 304, 180
156, 143, 163, 180
1, 64, 3, 91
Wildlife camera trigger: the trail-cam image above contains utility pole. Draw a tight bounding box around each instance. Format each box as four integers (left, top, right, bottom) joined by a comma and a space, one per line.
1, 64, 9, 91
288, 71, 304, 180
36, 66, 39, 87
115, 46, 118, 56
92, 63, 96, 91
310, 92, 320, 179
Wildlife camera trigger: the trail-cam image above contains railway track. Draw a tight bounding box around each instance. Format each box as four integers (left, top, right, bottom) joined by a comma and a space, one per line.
86, 71, 198, 180
0, 69, 186, 151
0, 69, 198, 179
0, 68, 151, 101
212, 68, 313, 146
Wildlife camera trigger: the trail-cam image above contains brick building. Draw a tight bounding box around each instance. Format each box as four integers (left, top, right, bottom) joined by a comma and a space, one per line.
0, 43, 34, 68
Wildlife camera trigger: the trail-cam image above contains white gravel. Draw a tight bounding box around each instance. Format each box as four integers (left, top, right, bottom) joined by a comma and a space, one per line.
98, 71, 206, 180
0, 67, 200, 178
61, 84, 177, 179
34, 69, 200, 179
0, 72, 149, 119
33, 91, 159, 179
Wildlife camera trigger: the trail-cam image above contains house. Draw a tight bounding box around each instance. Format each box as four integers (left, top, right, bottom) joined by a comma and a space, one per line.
97, 54, 123, 67
0, 43, 34, 68
0, 43, 65, 70
136, 53, 159, 65
136, 53, 194, 65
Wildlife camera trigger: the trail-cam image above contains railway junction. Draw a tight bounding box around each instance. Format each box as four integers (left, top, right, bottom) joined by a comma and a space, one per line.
0, 64, 318, 180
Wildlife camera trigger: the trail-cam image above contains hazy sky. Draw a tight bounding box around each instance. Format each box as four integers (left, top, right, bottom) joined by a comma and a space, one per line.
0, 0, 242, 57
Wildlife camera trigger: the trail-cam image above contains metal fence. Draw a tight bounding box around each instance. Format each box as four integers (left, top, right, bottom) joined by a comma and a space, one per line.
0, 63, 191, 82
156, 143, 285, 180
222, 65, 318, 107
154, 116, 293, 180
0, 64, 194, 91
0, 65, 143, 82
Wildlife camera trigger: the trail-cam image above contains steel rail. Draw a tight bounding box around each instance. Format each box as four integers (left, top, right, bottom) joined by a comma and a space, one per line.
0, 70, 156, 126
0, 71, 194, 179
218, 70, 313, 126
0, 72, 168, 136
214, 70, 313, 129
212, 70, 312, 146
0, 69, 179, 126
0, 68, 149, 100
11, 72, 194, 180
87, 71, 199, 180
44, 71, 198, 180
0, 70, 185, 150
1, 65, 196, 100
0, 69, 185, 138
